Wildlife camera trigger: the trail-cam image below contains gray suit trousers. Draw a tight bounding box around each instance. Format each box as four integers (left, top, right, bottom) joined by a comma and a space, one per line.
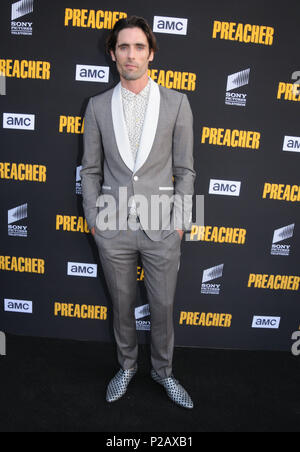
93, 216, 182, 379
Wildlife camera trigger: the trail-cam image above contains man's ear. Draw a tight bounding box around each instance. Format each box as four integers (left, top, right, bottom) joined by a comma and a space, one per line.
110, 50, 116, 62
148, 49, 154, 63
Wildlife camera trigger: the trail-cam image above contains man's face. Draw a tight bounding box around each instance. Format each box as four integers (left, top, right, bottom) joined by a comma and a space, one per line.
110, 27, 154, 81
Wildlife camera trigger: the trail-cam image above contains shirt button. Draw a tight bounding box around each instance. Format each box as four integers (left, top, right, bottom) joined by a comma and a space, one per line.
134, 176, 139, 182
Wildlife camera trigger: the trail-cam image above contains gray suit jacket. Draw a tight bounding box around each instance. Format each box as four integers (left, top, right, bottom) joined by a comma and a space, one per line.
80, 77, 196, 241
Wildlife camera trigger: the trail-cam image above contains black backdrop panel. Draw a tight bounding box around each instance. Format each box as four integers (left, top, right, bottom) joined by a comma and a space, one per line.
0, 0, 299, 351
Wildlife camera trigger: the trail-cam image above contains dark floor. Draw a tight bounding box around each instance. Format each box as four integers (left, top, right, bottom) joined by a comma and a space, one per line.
0, 333, 299, 432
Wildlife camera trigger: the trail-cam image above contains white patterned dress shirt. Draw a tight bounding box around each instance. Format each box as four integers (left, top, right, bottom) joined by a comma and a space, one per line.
121, 80, 151, 217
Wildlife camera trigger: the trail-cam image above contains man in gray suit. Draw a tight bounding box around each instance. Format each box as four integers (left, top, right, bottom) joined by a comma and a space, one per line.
80, 16, 196, 409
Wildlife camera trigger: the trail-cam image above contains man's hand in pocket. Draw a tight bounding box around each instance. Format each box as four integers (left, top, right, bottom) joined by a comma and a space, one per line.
176, 229, 184, 240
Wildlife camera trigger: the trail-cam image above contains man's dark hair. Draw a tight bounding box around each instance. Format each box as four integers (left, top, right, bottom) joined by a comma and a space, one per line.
106, 16, 158, 56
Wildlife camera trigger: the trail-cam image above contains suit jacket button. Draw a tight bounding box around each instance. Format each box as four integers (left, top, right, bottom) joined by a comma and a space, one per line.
134, 176, 139, 182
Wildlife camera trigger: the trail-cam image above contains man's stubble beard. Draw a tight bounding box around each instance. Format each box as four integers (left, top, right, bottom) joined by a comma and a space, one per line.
120, 71, 142, 81
119, 66, 146, 81
115, 59, 149, 81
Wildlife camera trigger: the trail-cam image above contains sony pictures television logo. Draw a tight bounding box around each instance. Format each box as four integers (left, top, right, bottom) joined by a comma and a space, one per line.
271, 224, 295, 257
226, 68, 250, 107
135, 304, 151, 331
201, 264, 224, 295
11, 0, 34, 36
0, 332, 6, 356
8, 203, 28, 237
76, 165, 82, 195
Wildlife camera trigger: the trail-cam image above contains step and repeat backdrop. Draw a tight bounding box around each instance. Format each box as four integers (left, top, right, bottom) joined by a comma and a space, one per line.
0, 0, 299, 351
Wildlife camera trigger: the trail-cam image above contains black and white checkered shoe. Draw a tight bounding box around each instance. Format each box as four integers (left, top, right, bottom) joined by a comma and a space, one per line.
106, 366, 138, 403
151, 369, 194, 409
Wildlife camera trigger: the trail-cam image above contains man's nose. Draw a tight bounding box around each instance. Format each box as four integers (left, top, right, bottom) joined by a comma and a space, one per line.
128, 46, 136, 59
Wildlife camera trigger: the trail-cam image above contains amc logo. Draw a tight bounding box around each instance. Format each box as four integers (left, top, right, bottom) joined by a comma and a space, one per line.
67, 262, 98, 278
153, 16, 188, 35
252, 316, 281, 329
76, 65, 109, 83
283, 136, 300, 153
4, 299, 33, 314
3, 113, 35, 130
209, 179, 241, 197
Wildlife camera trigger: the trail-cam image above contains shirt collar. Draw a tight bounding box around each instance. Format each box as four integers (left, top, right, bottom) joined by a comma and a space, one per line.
121, 78, 151, 101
